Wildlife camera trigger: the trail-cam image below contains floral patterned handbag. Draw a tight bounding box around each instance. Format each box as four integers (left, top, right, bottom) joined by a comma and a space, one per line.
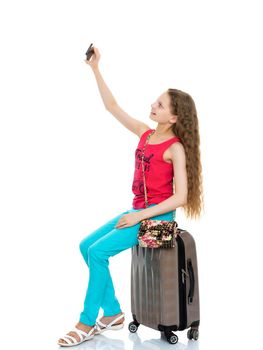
137, 130, 179, 248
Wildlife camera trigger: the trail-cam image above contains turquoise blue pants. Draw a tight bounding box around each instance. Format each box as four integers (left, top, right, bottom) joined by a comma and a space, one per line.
79, 203, 176, 326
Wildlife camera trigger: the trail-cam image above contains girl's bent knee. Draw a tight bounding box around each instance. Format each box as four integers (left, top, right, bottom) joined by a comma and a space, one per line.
79, 239, 89, 257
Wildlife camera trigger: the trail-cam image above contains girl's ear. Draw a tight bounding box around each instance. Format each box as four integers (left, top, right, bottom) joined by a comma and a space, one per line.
170, 114, 178, 124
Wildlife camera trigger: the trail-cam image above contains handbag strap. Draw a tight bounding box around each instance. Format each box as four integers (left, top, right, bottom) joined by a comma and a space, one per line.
141, 130, 176, 221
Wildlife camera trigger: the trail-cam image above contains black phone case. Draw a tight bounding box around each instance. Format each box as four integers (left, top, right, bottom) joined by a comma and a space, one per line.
86, 44, 94, 60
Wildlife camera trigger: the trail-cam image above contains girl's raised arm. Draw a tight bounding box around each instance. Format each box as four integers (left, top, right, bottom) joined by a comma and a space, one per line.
85, 46, 150, 138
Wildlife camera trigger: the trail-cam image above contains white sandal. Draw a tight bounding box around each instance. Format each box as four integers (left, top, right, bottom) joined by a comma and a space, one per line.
58, 326, 96, 347
94, 312, 125, 335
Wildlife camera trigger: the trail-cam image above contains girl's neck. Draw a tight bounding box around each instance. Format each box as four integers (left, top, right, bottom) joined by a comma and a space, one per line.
154, 125, 174, 137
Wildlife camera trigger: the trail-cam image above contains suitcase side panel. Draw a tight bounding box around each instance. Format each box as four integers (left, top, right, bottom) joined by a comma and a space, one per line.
180, 230, 200, 328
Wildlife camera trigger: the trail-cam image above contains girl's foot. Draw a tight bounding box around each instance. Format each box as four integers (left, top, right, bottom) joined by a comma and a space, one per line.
58, 322, 96, 345
94, 312, 125, 334
98, 312, 125, 326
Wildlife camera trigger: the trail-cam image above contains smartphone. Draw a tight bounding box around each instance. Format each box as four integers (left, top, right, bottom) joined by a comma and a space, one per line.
86, 43, 94, 60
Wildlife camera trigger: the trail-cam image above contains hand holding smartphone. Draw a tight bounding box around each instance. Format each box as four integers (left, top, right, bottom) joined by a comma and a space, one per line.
84, 44, 100, 69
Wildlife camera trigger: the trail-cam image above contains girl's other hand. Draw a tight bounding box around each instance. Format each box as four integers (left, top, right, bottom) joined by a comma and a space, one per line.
115, 212, 143, 229
84, 46, 101, 70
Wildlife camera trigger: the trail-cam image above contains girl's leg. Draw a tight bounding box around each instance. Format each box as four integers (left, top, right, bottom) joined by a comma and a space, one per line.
79, 209, 130, 317
79, 205, 175, 326
100, 206, 176, 316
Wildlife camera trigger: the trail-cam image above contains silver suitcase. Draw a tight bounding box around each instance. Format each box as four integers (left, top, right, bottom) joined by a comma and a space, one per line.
129, 228, 200, 344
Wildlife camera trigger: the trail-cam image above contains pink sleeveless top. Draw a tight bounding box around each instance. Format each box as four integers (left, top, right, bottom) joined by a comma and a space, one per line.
132, 129, 181, 209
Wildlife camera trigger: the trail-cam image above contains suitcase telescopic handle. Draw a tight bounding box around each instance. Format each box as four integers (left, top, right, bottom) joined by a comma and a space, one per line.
187, 259, 195, 304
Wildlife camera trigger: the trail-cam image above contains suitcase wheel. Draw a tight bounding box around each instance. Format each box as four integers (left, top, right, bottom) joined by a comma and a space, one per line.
187, 328, 199, 340
164, 331, 178, 345
128, 321, 139, 333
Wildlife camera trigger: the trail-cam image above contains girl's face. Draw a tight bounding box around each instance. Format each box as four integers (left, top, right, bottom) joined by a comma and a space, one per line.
150, 91, 177, 124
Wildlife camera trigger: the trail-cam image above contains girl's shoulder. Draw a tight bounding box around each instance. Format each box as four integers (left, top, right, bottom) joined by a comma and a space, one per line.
138, 127, 153, 139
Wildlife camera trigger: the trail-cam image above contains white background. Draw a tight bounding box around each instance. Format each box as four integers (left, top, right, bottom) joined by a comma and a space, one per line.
0, 1, 262, 349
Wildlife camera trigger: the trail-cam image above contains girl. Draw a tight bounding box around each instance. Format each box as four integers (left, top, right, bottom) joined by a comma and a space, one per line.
58, 46, 204, 346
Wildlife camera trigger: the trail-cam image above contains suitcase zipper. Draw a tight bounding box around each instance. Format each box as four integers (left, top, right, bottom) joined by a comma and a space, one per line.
181, 268, 189, 284
176, 234, 187, 330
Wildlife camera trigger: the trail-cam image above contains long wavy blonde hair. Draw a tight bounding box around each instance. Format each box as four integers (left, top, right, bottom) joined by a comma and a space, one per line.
167, 88, 204, 219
